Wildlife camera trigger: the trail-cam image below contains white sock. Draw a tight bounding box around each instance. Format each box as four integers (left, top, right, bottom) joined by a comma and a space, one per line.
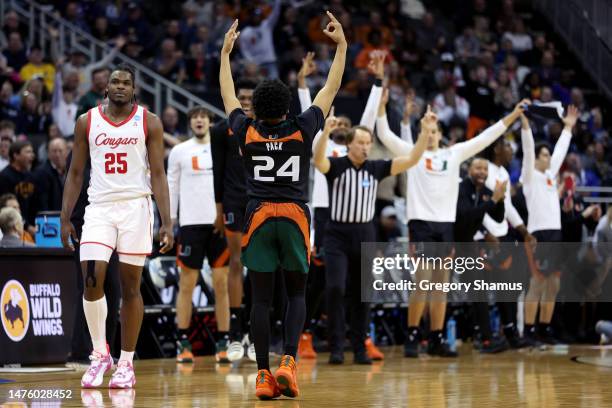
119, 350, 134, 363
83, 296, 108, 355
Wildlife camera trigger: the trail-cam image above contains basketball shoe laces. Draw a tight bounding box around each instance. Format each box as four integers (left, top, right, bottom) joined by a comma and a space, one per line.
258, 370, 274, 386
280, 355, 295, 370
114, 361, 132, 381
85, 351, 106, 375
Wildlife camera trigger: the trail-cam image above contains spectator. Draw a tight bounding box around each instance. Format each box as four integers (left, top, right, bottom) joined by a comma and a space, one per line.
123, 38, 143, 60
33, 138, 68, 212
163, 19, 185, 50
51, 27, 125, 95
0, 133, 11, 171
433, 85, 470, 128
153, 38, 186, 84
91, 16, 118, 42
455, 26, 481, 62
241, 62, 264, 84
463, 65, 496, 138
354, 29, 394, 69
37, 123, 62, 163
0, 207, 34, 247
2, 10, 28, 41
76, 67, 109, 117
0, 140, 37, 228
15, 91, 52, 135
502, 18, 532, 53
184, 42, 208, 88
162, 106, 184, 138
356, 11, 394, 48
239, 0, 281, 78
51, 69, 78, 137
184, 0, 214, 27
19, 46, 56, 93
119, 2, 153, 53
537, 50, 560, 86
0, 81, 19, 122
62, 1, 90, 32
435, 53, 465, 89
2, 32, 27, 71
415, 12, 447, 54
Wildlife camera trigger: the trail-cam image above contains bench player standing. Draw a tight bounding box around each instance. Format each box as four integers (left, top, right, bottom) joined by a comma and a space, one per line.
219, 13, 346, 400
61, 64, 174, 388
168, 107, 231, 363
211, 79, 257, 362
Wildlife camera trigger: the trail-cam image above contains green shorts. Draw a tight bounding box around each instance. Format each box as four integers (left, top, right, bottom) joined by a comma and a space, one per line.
241, 200, 311, 274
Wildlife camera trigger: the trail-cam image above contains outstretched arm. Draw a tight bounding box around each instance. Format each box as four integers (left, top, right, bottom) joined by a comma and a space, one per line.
147, 111, 174, 253
454, 99, 530, 162
389, 106, 433, 175
550, 105, 578, 177
60, 113, 89, 250
219, 20, 242, 115
359, 51, 385, 130
312, 11, 347, 117
520, 114, 535, 184
297, 51, 316, 112
313, 110, 339, 174
376, 88, 412, 156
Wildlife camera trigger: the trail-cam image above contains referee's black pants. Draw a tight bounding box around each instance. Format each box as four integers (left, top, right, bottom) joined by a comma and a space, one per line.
324, 221, 376, 354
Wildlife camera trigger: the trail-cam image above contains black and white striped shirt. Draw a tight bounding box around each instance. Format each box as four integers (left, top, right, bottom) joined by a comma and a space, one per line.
325, 157, 392, 223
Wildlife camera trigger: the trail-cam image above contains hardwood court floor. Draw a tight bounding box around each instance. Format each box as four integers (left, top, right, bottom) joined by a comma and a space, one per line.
1, 345, 612, 407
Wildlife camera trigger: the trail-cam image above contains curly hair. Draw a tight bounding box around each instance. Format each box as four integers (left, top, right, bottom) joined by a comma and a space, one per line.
252, 79, 291, 121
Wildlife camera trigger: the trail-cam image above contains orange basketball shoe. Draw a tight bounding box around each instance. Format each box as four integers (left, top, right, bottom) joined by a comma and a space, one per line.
297, 332, 317, 359
255, 369, 281, 400
275, 355, 299, 398
365, 337, 384, 361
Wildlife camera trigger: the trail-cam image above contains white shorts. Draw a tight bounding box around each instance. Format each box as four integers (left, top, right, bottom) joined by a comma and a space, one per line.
80, 196, 154, 266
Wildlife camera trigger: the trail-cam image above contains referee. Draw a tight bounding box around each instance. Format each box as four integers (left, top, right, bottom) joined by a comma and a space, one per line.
313, 106, 430, 364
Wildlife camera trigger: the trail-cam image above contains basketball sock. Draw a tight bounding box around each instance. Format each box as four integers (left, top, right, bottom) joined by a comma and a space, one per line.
177, 328, 189, 341
284, 270, 307, 360
229, 308, 243, 341
83, 296, 108, 355
119, 350, 134, 363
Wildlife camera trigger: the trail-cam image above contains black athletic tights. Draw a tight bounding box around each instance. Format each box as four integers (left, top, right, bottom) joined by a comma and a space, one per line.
250, 269, 307, 371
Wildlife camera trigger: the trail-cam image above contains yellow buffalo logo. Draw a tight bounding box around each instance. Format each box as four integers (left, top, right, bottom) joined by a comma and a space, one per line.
1, 280, 30, 342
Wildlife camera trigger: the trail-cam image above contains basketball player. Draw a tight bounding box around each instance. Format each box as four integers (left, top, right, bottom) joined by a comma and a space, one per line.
168, 107, 231, 363
377, 94, 530, 357
211, 79, 257, 362
296, 51, 385, 360
479, 137, 534, 348
313, 106, 428, 365
520, 106, 578, 345
219, 13, 345, 400
60, 64, 174, 388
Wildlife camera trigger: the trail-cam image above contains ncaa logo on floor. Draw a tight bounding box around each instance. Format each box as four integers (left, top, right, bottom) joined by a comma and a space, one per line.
1, 280, 30, 342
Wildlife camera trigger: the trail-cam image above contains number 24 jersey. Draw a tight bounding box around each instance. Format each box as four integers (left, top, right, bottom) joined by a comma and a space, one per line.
229, 106, 324, 202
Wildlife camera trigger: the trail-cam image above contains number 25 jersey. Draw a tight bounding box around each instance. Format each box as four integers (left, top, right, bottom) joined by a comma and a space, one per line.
229, 106, 324, 202
87, 104, 152, 204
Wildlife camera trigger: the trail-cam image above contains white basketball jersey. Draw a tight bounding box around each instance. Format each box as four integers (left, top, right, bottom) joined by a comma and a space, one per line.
87, 104, 152, 204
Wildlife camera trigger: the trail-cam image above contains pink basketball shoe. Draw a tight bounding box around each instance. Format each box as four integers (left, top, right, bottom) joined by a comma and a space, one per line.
81, 345, 113, 388
109, 360, 136, 389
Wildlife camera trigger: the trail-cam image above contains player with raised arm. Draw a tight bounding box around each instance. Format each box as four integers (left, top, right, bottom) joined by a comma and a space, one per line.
60, 64, 174, 389
377, 92, 529, 357
520, 105, 578, 345
219, 13, 346, 400
296, 50, 385, 360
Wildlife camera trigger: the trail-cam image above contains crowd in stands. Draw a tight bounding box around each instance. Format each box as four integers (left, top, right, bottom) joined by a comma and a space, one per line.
0, 0, 610, 249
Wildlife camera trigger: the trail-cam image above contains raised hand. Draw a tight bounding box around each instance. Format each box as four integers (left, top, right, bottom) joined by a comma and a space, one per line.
563, 104, 579, 129
513, 98, 531, 116
322, 11, 346, 45
420, 104, 438, 130
367, 50, 385, 80
323, 106, 339, 134
298, 51, 317, 80
492, 180, 507, 203
222, 19, 240, 55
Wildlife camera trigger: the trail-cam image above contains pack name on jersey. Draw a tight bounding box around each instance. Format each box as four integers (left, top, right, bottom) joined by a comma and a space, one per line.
266, 142, 283, 151
94, 133, 139, 149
